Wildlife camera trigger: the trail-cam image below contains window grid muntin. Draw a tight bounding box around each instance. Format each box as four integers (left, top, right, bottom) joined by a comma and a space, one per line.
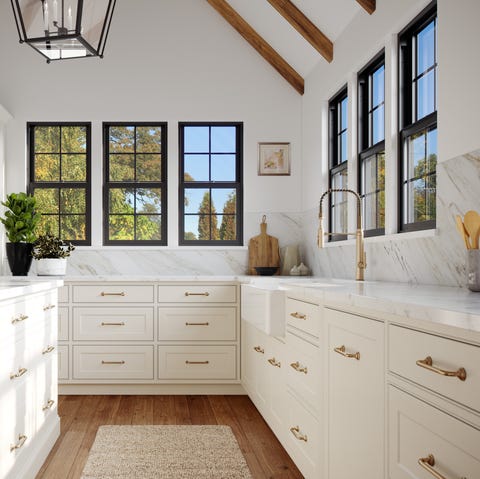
179, 122, 243, 245
28, 122, 91, 245
399, 1, 437, 232
103, 122, 167, 245
328, 87, 348, 242
358, 52, 385, 236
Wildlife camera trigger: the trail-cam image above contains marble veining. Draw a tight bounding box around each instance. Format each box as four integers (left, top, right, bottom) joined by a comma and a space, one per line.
302, 149, 480, 287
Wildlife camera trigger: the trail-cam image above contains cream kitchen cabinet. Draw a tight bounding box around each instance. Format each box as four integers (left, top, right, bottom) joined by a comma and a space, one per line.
0, 284, 60, 479
325, 307, 385, 479
388, 323, 480, 479
241, 321, 288, 440
242, 292, 322, 479
59, 281, 240, 393
284, 294, 322, 479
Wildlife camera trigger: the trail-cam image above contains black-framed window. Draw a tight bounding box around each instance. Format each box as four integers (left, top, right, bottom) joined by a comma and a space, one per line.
179, 122, 243, 245
328, 87, 348, 241
28, 122, 91, 245
358, 52, 385, 236
399, 1, 437, 232
103, 123, 167, 245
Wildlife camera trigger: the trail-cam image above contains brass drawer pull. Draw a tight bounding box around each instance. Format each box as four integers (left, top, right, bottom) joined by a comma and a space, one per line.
42, 345, 55, 355
43, 304, 56, 311
185, 322, 209, 326
42, 399, 55, 411
290, 361, 308, 374
101, 291, 126, 296
416, 356, 467, 381
268, 357, 281, 368
253, 346, 265, 354
334, 345, 360, 360
11, 314, 28, 324
101, 360, 125, 365
101, 322, 125, 326
290, 426, 307, 442
10, 367, 28, 380
184, 292, 210, 297
418, 454, 465, 479
10, 434, 27, 452
185, 360, 209, 365
290, 312, 306, 320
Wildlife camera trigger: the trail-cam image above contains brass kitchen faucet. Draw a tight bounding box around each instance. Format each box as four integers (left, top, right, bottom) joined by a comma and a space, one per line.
317, 188, 367, 281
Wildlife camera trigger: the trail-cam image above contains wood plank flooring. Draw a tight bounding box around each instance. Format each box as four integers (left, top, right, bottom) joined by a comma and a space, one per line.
36, 395, 303, 479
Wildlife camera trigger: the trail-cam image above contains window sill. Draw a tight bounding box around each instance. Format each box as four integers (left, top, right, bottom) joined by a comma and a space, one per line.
323, 228, 437, 248
74, 245, 248, 251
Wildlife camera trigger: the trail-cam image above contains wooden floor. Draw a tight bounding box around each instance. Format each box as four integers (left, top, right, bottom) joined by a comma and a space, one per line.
37, 395, 303, 479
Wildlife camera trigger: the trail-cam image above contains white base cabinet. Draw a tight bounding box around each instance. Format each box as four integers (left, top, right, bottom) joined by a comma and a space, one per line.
0, 287, 60, 479
59, 281, 240, 393
325, 307, 385, 479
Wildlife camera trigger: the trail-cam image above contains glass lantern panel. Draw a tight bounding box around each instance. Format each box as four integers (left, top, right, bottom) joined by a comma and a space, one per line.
81, 0, 112, 50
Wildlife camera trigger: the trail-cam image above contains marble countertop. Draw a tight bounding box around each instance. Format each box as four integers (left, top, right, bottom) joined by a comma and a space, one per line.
279, 278, 480, 334
0, 277, 63, 301
23, 273, 480, 333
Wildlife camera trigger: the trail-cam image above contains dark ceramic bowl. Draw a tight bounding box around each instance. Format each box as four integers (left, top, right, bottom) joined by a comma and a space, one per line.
254, 266, 279, 276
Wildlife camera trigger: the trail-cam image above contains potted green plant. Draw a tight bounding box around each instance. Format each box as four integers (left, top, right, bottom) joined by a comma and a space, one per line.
33, 234, 75, 276
0, 192, 40, 275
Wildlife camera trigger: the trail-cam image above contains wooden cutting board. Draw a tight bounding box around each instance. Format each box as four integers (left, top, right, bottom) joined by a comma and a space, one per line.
248, 216, 280, 275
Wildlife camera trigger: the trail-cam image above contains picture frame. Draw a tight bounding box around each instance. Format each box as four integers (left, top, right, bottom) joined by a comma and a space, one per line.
258, 142, 290, 176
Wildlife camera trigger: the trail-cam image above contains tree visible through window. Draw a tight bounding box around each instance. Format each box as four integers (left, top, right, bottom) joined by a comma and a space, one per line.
28, 123, 91, 244
399, 2, 437, 231
179, 122, 243, 245
328, 87, 348, 241
358, 52, 385, 236
103, 123, 167, 245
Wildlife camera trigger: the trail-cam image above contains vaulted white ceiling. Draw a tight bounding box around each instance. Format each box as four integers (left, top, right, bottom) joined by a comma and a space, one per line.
225, 0, 362, 77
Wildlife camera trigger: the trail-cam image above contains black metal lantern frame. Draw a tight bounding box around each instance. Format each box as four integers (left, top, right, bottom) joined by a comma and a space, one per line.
11, 0, 116, 62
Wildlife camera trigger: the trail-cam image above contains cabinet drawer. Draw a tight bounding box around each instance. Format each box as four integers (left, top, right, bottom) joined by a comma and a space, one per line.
388, 386, 480, 479
72, 285, 154, 303
158, 345, 236, 380
157, 285, 236, 303
286, 297, 320, 337
58, 306, 69, 341
73, 345, 154, 380
285, 391, 320, 479
73, 307, 154, 341
57, 345, 69, 380
158, 307, 236, 341
389, 325, 480, 412
286, 332, 321, 416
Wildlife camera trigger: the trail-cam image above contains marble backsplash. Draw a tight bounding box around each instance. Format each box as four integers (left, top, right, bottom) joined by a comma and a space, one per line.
64, 211, 305, 276
302, 149, 480, 287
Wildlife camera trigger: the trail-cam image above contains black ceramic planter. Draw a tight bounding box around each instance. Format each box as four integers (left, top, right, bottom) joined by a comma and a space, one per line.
6, 242, 34, 276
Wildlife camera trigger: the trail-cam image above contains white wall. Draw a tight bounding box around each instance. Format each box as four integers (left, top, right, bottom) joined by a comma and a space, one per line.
301, 0, 480, 286
0, 0, 302, 262
438, 0, 480, 161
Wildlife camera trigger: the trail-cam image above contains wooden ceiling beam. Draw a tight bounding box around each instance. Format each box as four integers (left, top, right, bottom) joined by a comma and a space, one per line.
356, 0, 376, 15
206, 0, 304, 95
267, 0, 333, 63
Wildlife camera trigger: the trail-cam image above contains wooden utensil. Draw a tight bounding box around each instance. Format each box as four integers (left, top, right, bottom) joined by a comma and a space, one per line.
247, 215, 280, 275
463, 210, 480, 249
455, 215, 471, 249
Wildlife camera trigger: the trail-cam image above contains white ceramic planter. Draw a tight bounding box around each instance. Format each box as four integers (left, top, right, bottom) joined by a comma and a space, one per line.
35, 258, 67, 276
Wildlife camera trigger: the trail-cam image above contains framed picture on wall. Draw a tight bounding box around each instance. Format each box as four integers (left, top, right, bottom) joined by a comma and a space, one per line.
258, 142, 290, 176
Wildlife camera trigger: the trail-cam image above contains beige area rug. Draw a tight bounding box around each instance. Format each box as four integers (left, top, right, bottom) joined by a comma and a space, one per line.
81, 425, 253, 479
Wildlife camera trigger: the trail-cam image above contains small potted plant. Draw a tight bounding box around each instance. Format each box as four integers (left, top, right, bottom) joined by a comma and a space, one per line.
0, 192, 40, 275
32, 233, 75, 276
